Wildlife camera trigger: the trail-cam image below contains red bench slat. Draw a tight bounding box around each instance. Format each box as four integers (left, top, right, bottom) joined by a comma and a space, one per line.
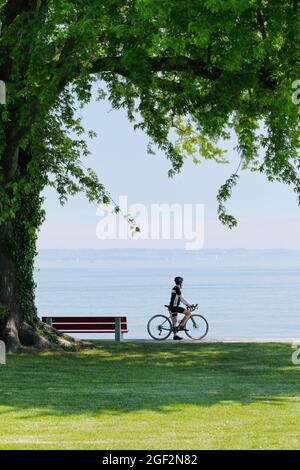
52, 323, 127, 331
42, 316, 127, 323
59, 329, 129, 333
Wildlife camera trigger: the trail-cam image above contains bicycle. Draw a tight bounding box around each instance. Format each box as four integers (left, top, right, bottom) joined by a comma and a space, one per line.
147, 304, 209, 341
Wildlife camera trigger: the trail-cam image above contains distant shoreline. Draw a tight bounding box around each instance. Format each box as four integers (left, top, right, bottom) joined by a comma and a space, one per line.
37, 248, 300, 253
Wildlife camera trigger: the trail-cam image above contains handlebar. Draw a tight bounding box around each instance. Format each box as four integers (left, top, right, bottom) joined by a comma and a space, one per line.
188, 304, 198, 312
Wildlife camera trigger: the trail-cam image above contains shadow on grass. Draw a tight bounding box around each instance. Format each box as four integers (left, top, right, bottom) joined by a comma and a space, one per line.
0, 342, 299, 418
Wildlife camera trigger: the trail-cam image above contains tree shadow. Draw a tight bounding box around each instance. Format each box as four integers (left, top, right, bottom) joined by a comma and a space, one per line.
0, 342, 299, 418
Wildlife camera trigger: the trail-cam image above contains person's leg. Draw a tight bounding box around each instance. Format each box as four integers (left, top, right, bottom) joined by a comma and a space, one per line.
172, 314, 178, 334
180, 309, 191, 328
170, 308, 184, 339
172, 314, 183, 340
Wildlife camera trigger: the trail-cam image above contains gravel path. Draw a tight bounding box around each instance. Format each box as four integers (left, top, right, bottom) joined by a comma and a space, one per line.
122, 338, 299, 344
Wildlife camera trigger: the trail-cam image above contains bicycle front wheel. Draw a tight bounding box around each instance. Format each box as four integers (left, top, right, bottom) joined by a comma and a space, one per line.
147, 314, 172, 340
185, 314, 209, 340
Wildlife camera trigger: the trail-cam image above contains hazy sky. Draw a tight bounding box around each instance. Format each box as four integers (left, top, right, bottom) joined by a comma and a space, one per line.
38, 87, 300, 250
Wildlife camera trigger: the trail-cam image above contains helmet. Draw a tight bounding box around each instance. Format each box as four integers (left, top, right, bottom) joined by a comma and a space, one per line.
174, 276, 183, 285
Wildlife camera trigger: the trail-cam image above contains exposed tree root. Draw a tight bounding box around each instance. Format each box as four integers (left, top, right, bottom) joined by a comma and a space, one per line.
1, 318, 85, 353
1, 316, 22, 353
35, 320, 85, 350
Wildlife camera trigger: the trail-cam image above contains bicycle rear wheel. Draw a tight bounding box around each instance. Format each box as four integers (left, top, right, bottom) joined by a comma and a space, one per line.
185, 314, 209, 340
147, 314, 172, 340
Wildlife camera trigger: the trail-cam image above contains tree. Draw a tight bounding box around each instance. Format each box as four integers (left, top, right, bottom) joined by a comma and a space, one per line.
0, 0, 299, 351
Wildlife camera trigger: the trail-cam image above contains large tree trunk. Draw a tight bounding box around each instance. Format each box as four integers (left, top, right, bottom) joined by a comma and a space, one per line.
0, 220, 47, 352
0, 221, 22, 352
0, 143, 39, 351
0, 143, 81, 352
0, 219, 80, 353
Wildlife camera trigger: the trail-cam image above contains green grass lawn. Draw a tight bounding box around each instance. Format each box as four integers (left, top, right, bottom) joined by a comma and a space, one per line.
0, 341, 299, 450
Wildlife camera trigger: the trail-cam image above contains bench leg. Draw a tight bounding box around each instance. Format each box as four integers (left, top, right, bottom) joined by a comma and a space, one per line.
115, 317, 122, 342
45, 318, 52, 327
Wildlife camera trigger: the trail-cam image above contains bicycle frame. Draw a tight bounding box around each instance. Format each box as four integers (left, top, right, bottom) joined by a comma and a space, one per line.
158, 317, 172, 332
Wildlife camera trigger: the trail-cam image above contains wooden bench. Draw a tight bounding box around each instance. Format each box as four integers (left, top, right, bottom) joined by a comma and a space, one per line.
42, 316, 128, 342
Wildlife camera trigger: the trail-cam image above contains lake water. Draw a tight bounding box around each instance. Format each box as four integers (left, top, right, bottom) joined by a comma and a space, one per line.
35, 249, 300, 339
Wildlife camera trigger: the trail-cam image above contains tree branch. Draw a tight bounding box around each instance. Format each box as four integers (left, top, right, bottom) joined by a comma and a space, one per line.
90, 54, 281, 92
2, 0, 37, 29
90, 55, 221, 81
256, 10, 267, 40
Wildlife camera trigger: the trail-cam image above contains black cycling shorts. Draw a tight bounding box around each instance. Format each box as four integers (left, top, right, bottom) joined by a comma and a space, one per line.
169, 306, 185, 316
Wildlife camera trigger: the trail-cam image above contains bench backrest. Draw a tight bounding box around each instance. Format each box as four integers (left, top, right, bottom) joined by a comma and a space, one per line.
42, 316, 128, 333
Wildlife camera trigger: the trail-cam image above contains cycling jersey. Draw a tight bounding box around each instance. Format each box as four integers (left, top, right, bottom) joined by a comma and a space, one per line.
169, 285, 190, 309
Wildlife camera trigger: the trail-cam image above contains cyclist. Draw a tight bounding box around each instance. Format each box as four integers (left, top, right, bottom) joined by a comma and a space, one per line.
169, 276, 193, 340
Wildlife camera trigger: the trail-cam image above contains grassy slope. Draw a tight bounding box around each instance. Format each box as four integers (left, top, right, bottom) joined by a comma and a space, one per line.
0, 342, 299, 450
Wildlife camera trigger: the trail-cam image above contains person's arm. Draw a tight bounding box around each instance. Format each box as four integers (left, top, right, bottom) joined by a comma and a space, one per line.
180, 295, 192, 307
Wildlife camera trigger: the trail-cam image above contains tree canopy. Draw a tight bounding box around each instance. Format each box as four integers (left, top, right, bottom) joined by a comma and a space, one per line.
0, 0, 299, 226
